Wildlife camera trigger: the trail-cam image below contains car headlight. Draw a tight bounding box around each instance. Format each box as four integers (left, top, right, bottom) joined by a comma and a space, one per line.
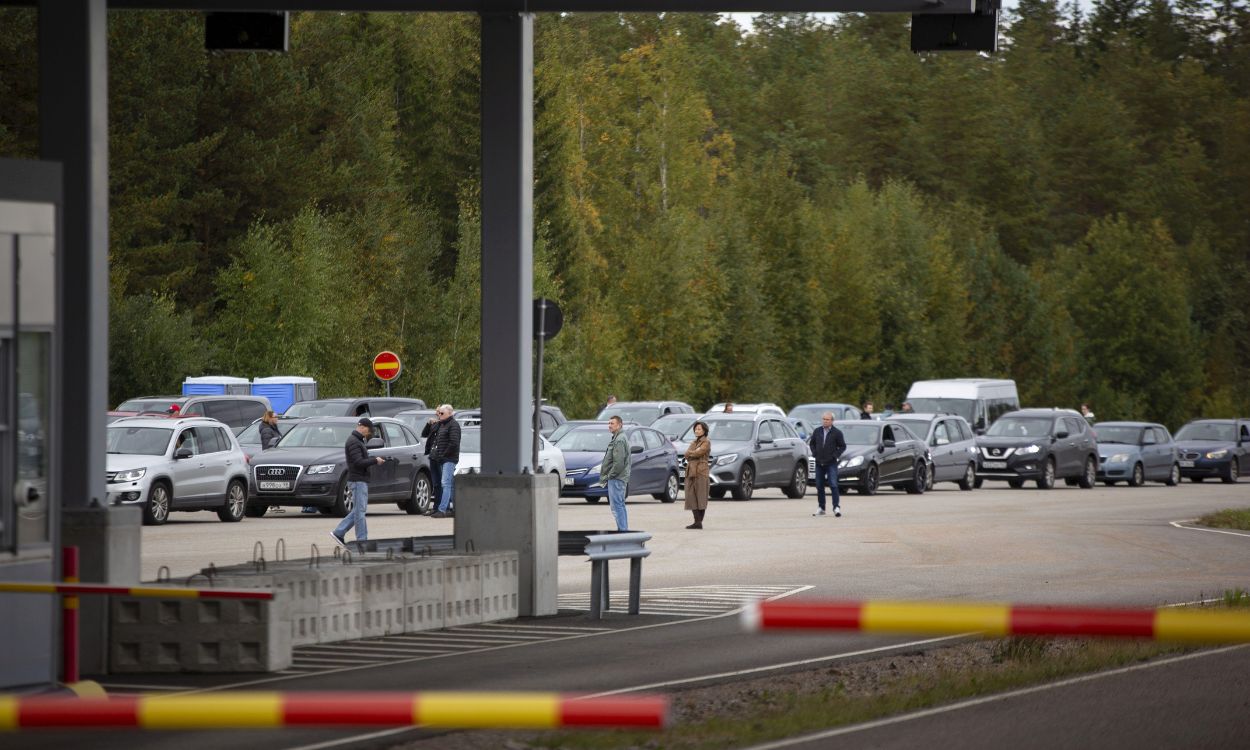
1018, 444, 1041, 455
840, 455, 865, 469
1205, 449, 1228, 460
714, 454, 738, 467
112, 468, 146, 482
588, 463, 601, 475
1109, 453, 1131, 463
307, 464, 336, 475
454, 466, 471, 475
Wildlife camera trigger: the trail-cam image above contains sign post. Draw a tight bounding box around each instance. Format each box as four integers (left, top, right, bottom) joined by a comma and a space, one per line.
532, 299, 563, 470
372, 351, 402, 397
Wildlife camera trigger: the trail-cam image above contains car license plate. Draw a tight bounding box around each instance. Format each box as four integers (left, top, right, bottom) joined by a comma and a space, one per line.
1179, 460, 1194, 468
563, 477, 574, 486
982, 461, 1007, 470
259, 481, 291, 491
678, 469, 686, 478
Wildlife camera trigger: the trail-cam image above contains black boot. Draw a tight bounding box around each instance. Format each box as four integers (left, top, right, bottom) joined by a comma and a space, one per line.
686, 510, 701, 529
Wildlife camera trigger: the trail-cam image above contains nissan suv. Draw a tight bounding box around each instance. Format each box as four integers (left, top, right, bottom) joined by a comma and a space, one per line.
975, 408, 1098, 490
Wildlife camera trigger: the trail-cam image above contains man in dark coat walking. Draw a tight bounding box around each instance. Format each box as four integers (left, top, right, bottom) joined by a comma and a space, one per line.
330, 417, 385, 549
809, 412, 846, 518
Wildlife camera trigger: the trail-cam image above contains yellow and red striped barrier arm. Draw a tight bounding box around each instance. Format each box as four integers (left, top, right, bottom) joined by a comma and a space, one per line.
0, 692, 668, 731
0, 582, 272, 600
743, 599, 1250, 644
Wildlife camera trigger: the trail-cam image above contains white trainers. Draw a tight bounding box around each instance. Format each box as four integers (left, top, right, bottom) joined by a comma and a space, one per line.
328, 531, 348, 551
812, 509, 826, 516
834, 507, 842, 517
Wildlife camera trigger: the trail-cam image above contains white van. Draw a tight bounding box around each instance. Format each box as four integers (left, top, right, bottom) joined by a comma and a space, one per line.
905, 379, 1020, 434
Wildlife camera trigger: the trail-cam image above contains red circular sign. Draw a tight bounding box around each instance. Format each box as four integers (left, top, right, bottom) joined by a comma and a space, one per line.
372, 351, 402, 383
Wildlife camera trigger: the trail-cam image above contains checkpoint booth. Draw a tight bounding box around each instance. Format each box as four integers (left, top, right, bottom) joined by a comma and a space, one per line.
251, 376, 318, 415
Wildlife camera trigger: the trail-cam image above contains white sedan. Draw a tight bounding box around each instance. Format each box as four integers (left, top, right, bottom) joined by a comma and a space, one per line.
454, 427, 565, 482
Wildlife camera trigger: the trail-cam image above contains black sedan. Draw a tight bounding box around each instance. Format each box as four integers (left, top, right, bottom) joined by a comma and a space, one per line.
834, 420, 929, 495
246, 417, 434, 517
1174, 418, 1250, 483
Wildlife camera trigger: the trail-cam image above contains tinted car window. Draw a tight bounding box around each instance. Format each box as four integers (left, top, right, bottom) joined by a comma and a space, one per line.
627, 430, 646, 452
175, 428, 203, 455
236, 400, 267, 426
1063, 417, 1085, 435
778, 420, 799, 439
986, 417, 1052, 438
200, 427, 225, 453
641, 430, 663, 450
201, 400, 240, 425
378, 423, 405, 446
181, 402, 204, 416
540, 411, 558, 431
954, 420, 972, 441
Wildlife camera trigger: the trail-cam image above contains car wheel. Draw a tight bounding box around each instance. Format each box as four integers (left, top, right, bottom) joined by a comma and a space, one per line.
1129, 463, 1144, 488
973, 477, 984, 489
1078, 456, 1097, 488
330, 475, 352, 518
1222, 458, 1239, 484
710, 487, 727, 499
1036, 459, 1055, 490
244, 503, 268, 518
143, 482, 171, 526
858, 464, 879, 496
1007, 479, 1025, 489
731, 463, 755, 500
925, 463, 935, 492
584, 497, 602, 504
405, 471, 433, 515
658, 472, 679, 503
783, 462, 808, 499
905, 461, 927, 494
1165, 463, 1180, 486
217, 480, 246, 522
958, 463, 976, 491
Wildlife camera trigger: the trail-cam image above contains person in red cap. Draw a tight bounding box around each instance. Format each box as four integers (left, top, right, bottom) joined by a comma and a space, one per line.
167, 403, 181, 415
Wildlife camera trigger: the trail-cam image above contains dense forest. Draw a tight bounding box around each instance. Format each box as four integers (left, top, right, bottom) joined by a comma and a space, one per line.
1, 1, 1248, 427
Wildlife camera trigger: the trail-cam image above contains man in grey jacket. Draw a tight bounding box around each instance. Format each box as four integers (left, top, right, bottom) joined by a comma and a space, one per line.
600, 416, 631, 531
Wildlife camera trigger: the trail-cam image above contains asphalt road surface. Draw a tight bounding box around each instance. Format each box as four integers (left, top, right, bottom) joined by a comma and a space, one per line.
14, 479, 1247, 750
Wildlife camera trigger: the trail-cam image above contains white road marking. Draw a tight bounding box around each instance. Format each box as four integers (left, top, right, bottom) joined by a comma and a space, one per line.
98, 683, 193, 692
1170, 519, 1250, 538
740, 645, 1249, 750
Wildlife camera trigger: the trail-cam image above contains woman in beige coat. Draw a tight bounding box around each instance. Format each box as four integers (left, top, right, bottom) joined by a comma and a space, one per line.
684, 421, 711, 529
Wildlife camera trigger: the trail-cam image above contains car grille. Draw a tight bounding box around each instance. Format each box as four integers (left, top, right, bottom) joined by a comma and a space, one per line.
1180, 451, 1202, 461
253, 464, 303, 493
980, 447, 1016, 459
566, 468, 588, 477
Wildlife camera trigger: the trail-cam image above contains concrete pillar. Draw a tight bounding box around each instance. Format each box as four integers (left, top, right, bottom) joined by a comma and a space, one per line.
454, 474, 558, 617
61, 506, 142, 675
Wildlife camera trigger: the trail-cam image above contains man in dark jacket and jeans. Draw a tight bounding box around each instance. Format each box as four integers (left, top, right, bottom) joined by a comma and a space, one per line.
809, 412, 847, 518
422, 405, 461, 518
330, 417, 384, 549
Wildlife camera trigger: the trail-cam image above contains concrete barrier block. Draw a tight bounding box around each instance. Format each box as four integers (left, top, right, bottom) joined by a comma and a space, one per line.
310, 563, 363, 644
436, 555, 484, 628
199, 562, 322, 647
110, 592, 291, 673
355, 558, 408, 638
481, 551, 520, 621
401, 557, 447, 632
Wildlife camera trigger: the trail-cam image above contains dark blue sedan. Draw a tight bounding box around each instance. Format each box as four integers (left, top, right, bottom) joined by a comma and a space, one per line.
554, 423, 680, 504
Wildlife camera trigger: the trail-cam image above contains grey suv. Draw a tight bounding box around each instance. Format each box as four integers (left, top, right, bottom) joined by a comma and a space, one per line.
889, 413, 979, 491
106, 417, 250, 525
976, 409, 1098, 490
673, 413, 810, 500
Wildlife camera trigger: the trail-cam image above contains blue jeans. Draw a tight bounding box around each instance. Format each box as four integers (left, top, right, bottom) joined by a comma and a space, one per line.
814, 463, 840, 511
607, 478, 628, 531
334, 480, 369, 541
438, 460, 456, 513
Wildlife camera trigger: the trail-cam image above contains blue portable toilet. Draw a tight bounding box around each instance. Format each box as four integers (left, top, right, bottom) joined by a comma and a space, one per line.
251, 376, 318, 415
182, 375, 252, 396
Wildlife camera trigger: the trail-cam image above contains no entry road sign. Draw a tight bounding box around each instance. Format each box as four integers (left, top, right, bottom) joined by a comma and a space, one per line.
373, 351, 402, 383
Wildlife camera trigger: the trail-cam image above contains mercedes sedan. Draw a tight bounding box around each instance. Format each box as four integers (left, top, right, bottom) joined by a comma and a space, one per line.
835, 421, 929, 495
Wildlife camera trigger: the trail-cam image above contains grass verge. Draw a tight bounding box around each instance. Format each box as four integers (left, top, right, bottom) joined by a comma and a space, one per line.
1195, 507, 1250, 531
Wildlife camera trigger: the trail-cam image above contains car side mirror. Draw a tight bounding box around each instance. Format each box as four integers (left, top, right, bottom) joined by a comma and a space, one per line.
174, 448, 193, 460
630, 445, 643, 454
975, 427, 986, 436
366, 438, 384, 449
882, 439, 896, 449
1055, 431, 1069, 440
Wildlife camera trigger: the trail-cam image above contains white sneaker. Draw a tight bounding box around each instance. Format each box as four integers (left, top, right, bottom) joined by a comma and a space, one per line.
834, 507, 842, 517
328, 531, 348, 551
812, 509, 826, 516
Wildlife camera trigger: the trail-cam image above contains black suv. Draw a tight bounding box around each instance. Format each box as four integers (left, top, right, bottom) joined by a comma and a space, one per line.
976, 409, 1098, 490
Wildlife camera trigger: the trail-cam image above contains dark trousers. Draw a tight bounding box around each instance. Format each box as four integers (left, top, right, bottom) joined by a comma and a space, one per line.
428, 458, 443, 507
814, 462, 840, 511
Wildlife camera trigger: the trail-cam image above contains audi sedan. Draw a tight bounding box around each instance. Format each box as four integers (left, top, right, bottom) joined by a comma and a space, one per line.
834, 420, 929, 495
556, 423, 680, 504
247, 417, 434, 517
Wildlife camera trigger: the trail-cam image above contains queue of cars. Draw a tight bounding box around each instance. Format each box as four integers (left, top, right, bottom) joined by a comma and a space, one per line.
108, 383, 1248, 525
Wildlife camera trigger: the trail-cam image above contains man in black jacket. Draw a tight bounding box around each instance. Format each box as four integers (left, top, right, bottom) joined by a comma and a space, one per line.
422, 405, 461, 518
330, 417, 384, 550
809, 412, 847, 518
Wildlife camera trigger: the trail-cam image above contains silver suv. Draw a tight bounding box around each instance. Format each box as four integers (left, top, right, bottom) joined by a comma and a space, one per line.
106, 417, 250, 525
673, 412, 811, 500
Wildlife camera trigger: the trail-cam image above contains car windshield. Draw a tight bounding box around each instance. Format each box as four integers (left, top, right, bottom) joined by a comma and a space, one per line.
283, 401, 351, 417
889, 418, 931, 438
460, 430, 483, 453
278, 423, 358, 447
986, 417, 1053, 438
906, 398, 975, 424
1175, 422, 1234, 442
236, 420, 296, 445
839, 424, 882, 445
651, 414, 696, 439
115, 398, 179, 414
681, 419, 754, 442
1094, 425, 1145, 444
790, 406, 837, 424
555, 427, 613, 452
597, 405, 660, 425
549, 421, 594, 443
107, 426, 173, 456
394, 412, 435, 432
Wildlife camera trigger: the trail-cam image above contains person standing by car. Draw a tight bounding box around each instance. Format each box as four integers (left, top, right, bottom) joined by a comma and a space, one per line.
810, 412, 846, 517
1080, 403, 1096, 424
259, 410, 282, 450
683, 421, 711, 530
427, 405, 461, 519
861, 401, 875, 420
600, 416, 631, 531
330, 417, 385, 549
